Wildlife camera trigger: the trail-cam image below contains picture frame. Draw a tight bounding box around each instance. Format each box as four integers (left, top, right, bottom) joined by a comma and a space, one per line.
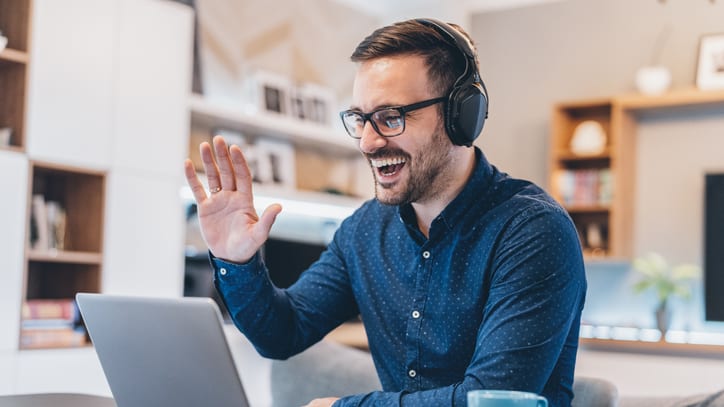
298, 82, 337, 126
254, 138, 296, 190
243, 70, 293, 116
696, 33, 724, 90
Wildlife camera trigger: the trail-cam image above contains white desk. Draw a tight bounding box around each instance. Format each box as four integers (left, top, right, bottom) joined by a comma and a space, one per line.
0, 393, 115, 407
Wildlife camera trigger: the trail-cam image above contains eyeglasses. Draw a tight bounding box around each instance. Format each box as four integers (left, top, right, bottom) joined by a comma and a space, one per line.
339, 96, 446, 139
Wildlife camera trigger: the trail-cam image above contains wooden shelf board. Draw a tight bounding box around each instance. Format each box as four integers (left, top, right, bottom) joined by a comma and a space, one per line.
554, 98, 613, 111
0, 145, 25, 154
554, 150, 611, 162
616, 87, 724, 110
27, 250, 103, 265
0, 48, 29, 64
564, 205, 611, 213
189, 94, 359, 156
581, 337, 724, 359
325, 321, 369, 350
19, 341, 91, 351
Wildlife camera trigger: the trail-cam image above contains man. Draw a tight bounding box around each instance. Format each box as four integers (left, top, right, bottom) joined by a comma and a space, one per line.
184, 19, 586, 407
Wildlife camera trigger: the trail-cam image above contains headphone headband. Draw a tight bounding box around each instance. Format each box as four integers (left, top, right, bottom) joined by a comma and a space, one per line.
414, 18, 489, 147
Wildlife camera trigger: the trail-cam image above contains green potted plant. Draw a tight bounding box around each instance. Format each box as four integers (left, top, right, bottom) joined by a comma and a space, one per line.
632, 252, 700, 337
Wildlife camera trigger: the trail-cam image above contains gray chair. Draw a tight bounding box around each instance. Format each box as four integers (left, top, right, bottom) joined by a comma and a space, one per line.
270, 340, 381, 407
270, 340, 620, 407
572, 376, 619, 407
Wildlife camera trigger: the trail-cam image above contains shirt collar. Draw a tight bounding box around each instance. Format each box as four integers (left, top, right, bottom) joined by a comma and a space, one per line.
398, 147, 494, 235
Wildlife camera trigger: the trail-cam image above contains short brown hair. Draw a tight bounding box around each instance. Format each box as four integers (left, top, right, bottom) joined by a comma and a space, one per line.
350, 19, 475, 98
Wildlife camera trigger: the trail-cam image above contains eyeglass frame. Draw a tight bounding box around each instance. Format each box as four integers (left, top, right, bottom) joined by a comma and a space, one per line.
339, 96, 447, 139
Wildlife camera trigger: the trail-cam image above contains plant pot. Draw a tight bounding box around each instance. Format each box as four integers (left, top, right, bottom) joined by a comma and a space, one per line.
655, 302, 671, 339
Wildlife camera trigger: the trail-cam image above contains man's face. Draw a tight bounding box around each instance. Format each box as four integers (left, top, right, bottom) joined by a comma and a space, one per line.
351, 55, 455, 206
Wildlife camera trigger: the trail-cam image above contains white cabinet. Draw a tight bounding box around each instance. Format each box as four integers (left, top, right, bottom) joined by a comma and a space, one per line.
103, 171, 186, 297
26, 0, 116, 169
112, 0, 193, 176
0, 151, 28, 352
102, 0, 193, 297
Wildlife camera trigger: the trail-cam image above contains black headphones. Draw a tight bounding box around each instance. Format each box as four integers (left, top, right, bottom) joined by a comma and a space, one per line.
416, 19, 489, 147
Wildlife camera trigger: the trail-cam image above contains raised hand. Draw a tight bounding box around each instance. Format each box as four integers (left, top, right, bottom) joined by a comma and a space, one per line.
184, 136, 282, 264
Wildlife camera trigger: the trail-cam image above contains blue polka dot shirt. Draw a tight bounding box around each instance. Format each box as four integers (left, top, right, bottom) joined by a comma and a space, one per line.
213, 148, 587, 407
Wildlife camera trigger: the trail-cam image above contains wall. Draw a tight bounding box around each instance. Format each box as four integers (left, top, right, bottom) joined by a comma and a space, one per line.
469, 0, 724, 398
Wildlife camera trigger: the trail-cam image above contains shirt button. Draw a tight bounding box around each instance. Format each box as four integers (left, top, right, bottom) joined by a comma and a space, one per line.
408, 369, 417, 378
412, 310, 420, 319
219, 268, 227, 276
422, 251, 430, 259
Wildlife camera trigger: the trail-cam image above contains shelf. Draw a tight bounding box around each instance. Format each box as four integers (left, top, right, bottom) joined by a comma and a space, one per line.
189, 94, 358, 156
580, 326, 724, 359
554, 149, 611, 162
27, 250, 103, 265
0, 48, 29, 65
0, 145, 24, 154
325, 321, 369, 351
616, 87, 724, 110
180, 181, 364, 222
564, 205, 611, 214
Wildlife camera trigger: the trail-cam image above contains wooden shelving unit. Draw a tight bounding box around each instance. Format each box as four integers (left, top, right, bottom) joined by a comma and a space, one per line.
550, 88, 724, 260
0, 0, 32, 151
21, 162, 106, 349
187, 92, 366, 199
188, 93, 358, 159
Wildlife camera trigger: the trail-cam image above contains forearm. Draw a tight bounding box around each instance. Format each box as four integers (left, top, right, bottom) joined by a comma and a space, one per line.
212, 253, 306, 358
334, 379, 477, 406
212, 246, 358, 359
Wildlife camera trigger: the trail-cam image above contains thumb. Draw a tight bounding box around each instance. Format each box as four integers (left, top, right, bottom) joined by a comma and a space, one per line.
256, 203, 282, 237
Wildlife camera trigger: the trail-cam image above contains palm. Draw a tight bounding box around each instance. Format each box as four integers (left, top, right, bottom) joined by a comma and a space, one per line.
184, 136, 281, 263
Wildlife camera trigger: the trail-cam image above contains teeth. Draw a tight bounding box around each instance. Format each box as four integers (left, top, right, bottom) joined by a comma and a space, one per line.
371, 157, 406, 168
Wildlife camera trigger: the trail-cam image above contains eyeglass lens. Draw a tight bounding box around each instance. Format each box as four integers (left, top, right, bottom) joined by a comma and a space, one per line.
342, 108, 405, 139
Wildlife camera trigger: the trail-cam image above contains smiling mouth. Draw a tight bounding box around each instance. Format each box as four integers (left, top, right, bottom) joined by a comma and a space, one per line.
370, 157, 407, 177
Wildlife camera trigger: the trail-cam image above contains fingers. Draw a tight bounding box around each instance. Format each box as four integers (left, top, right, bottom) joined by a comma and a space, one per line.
197, 137, 251, 197
199, 141, 222, 193
184, 159, 207, 203
213, 136, 237, 191
229, 144, 253, 195
255, 204, 283, 239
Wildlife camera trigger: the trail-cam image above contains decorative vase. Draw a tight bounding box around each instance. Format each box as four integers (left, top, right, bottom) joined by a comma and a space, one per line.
655, 300, 671, 339
635, 66, 672, 95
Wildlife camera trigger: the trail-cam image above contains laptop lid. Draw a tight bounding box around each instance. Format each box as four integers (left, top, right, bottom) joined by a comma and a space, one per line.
76, 293, 250, 407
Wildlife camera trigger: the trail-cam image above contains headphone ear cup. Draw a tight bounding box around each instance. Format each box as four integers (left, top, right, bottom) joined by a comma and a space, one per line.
445, 84, 488, 147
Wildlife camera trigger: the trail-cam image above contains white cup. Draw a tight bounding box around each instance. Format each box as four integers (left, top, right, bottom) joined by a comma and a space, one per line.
0, 35, 8, 52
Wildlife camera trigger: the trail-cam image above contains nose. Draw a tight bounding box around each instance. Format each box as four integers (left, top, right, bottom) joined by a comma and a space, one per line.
358, 121, 387, 154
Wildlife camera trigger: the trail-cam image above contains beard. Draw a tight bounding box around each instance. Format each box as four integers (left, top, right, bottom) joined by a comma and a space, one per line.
367, 123, 455, 206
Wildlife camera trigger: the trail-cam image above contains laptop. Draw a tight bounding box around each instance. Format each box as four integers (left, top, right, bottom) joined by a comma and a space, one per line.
76, 293, 250, 407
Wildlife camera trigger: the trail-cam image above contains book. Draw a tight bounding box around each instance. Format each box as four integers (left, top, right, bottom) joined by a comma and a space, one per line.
22, 298, 78, 320
20, 327, 87, 349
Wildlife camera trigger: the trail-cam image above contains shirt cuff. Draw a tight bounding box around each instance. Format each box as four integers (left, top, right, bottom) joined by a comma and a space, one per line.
209, 251, 266, 284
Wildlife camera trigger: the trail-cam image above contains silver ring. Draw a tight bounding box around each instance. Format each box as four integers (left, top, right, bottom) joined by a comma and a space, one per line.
210, 186, 222, 194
